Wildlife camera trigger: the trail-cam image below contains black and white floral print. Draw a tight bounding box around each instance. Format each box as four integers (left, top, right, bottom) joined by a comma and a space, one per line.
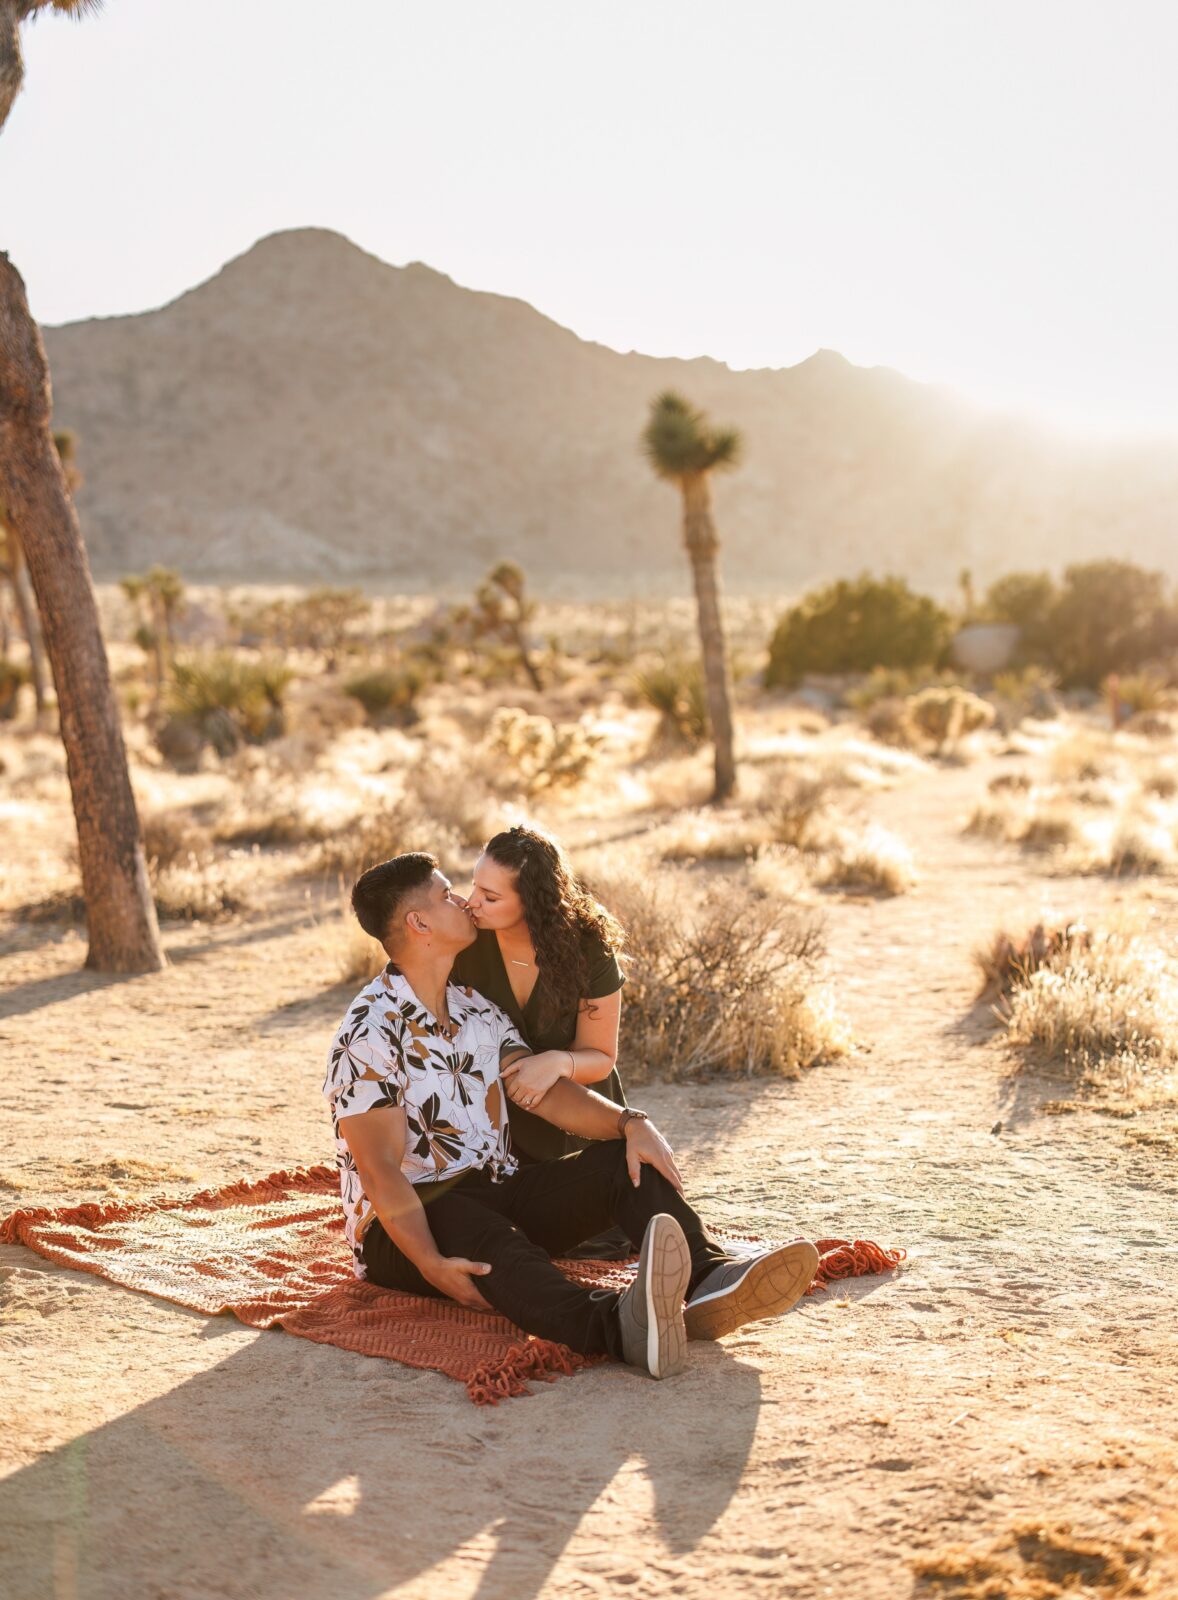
322, 965, 525, 1277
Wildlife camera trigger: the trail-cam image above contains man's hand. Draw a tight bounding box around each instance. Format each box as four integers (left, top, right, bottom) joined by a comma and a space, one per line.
501, 1050, 568, 1109
624, 1119, 685, 1195
422, 1255, 494, 1311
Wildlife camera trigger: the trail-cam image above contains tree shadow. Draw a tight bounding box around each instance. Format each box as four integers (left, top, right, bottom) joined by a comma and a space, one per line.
0, 1324, 762, 1600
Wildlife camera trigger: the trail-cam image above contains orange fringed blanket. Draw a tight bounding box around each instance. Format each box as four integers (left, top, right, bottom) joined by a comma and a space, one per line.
0, 1164, 905, 1404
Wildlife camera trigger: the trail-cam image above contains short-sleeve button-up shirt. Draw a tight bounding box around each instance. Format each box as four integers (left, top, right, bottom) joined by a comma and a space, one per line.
322, 964, 526, 1277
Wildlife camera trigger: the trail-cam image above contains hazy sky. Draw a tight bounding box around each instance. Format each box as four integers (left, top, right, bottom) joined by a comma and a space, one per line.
3, 1, 1177, 431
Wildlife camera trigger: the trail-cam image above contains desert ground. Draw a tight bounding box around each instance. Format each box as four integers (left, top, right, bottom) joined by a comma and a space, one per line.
2, 598, 1177, 1600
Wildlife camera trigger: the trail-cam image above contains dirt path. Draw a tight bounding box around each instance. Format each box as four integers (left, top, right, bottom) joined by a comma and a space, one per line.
2, 749, 1176, 1599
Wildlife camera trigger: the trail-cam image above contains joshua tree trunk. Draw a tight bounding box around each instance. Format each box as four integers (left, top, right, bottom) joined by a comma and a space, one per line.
0, 251, 164, 972
509, 620, 544, 692
0, 2, 23, 136
682, 472, 737, 802
9, 533, 49, 718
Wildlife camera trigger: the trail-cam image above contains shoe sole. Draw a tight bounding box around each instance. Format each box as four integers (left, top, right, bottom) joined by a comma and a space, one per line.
685, 1240, 820, 1341
638, 1214, 692, 1378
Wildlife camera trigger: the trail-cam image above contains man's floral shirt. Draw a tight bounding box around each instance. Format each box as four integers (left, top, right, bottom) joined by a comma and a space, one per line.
322, 964, 526, 1277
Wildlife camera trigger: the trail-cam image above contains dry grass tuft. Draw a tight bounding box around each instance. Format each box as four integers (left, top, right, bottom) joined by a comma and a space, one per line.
817, 821, 916, 896
974, 920, 1091, 999
1001, 926, 1178, 1084
589, 864, 845, 1081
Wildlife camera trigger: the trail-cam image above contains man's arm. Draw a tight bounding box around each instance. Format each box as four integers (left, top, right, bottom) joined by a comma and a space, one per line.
502, 1049, 685, 1194
340, 1105, 493, 1310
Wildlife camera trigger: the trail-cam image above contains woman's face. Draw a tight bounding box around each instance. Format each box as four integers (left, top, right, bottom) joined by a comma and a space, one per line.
466, 853, 526, 931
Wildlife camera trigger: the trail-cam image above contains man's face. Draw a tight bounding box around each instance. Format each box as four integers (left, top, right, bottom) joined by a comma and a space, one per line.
410, 870, 476, 952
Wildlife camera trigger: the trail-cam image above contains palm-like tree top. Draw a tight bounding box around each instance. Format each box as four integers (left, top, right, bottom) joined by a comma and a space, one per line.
17, 2, 104, 18
642, 391, 742, 482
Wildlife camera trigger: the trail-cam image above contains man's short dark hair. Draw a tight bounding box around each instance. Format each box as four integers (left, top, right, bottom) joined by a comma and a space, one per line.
351, 853, 438, 946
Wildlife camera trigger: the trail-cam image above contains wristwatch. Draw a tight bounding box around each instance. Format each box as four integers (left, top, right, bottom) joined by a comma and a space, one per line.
617, 1108, 649, 1136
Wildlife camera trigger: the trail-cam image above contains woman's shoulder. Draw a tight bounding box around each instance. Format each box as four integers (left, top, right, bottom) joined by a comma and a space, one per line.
577, 921, 625, 996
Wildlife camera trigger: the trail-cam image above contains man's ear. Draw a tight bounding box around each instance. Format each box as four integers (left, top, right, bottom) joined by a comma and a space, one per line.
405, 908, 429, 937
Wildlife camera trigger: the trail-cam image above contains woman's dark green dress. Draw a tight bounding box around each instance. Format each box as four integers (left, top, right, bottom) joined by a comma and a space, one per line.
451, 925, 628, 1161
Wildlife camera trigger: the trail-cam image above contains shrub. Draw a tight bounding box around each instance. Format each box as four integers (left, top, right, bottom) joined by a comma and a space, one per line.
764, 574, 953, 689
817, 822, 916, 896
1106, 669, 1173, 716
1049, 561, 1177, 688
634, 658, 709, 748
591, 867, 840, 1080
768, 773, 836, 850
140, 808, 212, 872
904, 686, 995, 753
982, 570, 1058, 661
314, 796, 464, 884
343, 665, 424, 726
1003, 927, 1178, 1079
861, 696, 919, 749
484, 707, 599, 796
991, 664, 1061, 725
973, 920, 1091, 998
159, 652, 294, 764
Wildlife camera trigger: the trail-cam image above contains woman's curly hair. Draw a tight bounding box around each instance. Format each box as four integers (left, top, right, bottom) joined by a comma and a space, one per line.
483, 824, 624, 1033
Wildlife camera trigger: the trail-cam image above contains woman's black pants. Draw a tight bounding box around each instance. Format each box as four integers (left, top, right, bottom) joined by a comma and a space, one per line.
360, 1139, 731, 1360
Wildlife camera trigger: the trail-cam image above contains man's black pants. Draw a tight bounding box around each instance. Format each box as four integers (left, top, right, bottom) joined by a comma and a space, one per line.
361, 1140, 731, 1360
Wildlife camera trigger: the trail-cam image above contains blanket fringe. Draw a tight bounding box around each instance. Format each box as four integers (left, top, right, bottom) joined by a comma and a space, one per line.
810, 1237, 906, 1290
465, 1338, 603, 1405
0, 1164, 340, 1247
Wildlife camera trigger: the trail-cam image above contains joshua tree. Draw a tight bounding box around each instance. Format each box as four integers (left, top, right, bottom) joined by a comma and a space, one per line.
472, 560, 543, 691
121, 564, 186, 701
642, 391, 742, 801
0, 0, 164, 971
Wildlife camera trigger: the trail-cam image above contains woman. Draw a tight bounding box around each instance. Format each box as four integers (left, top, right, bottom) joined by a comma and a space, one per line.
453, 823, 629, 1172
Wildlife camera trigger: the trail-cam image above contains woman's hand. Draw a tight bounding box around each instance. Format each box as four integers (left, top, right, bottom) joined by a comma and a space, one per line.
501, 1051, 570, 1110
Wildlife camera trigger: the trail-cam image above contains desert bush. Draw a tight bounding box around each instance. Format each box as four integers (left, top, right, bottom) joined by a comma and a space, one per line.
974, 919, 1091, 998
0, 658, 28, 720
1049, 561, 1177, 688
484, 706, 599, 796
230, 587, 370, 668
153, 860, 249, 922
1107, 669, 1173, 716
768, 772, 836, 850
635, 658, 709, 748
343, 665, 425, 726
988, 771, 1033, 795
991, 664, 1061, 725
817, 822, 916, 895
140, 808, 212, 872
314, 795, 464, 883
860, 696, 920, 749
1103, 814, 1175, 876
904, 685, 995, 753
982, 570, 1058, 662
1003, 927, 1178, 1080
1019, 803, 1082, 853
591, 866, 840, 1080
765, 574, 952, 689
657, 810, 767, 863
329, 899, 388, 985
1050, 733, 1118, 784
159, 652, 294, 765
211, 785, 334, 849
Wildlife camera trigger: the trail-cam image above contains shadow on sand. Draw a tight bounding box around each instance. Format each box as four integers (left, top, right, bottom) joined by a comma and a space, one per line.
0, 1320, 763, 1600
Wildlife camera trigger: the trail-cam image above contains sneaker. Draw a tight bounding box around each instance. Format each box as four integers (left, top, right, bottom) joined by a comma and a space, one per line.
684, 1240, 820, 1340
616, 1214, 691, 1378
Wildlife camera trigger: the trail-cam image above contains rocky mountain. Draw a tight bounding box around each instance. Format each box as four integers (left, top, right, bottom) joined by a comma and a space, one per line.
40, 227, 1178, 596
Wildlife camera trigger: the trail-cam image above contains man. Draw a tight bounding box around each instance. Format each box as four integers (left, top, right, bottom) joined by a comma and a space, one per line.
323, 852, 820, 1379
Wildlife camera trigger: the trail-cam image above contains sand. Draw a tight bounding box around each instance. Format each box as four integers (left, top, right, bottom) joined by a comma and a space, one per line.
2, 743, 1176, 1599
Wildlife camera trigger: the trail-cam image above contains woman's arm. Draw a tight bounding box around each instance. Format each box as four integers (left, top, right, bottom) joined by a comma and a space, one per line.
500, 989, 621, 1103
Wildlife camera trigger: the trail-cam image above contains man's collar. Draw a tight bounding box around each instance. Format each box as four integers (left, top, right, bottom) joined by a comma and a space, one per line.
381, 962, 474, 1034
